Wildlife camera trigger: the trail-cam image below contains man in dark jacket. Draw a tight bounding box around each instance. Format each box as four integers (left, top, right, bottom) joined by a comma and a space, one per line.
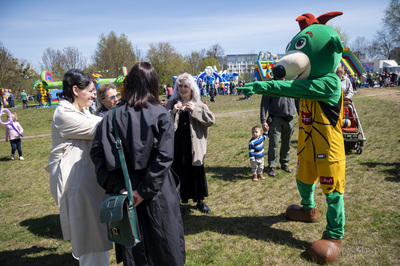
260, 96, 297, 177
37, 91, 43, 107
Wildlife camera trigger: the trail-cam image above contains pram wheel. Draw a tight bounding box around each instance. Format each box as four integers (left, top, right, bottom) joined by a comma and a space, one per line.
356, 144, 363, 154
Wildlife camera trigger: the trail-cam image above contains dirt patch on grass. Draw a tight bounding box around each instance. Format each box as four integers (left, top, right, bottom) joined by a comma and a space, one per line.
356, 87, 400, 105
2, 88, 398, 140
215, 88, 400, 119
0, 133, 50, 142
214, 109, 259, 118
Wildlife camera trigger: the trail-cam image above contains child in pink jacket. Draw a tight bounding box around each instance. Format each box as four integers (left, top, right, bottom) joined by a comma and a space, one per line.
5, 112, 24, 160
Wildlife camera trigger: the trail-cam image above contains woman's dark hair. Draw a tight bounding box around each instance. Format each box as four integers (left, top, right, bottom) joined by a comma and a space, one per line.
61, 69, 94, 103
120, 62, 159, 108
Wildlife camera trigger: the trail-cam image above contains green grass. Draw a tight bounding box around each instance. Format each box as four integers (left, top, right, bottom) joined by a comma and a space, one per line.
0, 89, 399, 265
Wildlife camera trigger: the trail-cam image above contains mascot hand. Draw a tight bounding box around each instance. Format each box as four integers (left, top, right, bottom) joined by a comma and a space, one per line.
238, 85, 255, 96
238, 82, 272, 95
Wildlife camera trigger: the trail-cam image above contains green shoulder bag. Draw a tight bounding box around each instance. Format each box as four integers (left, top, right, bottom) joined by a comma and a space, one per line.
100, 106, 141, 247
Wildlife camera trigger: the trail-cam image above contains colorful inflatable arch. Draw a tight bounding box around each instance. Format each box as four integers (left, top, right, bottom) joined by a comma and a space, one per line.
340, 48, 366, 77
33, 67, 128, 106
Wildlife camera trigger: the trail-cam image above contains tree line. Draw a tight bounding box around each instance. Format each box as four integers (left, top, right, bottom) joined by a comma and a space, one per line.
1, 0, 400, 98
0, 31, 225, 98
346, 0, 400, 62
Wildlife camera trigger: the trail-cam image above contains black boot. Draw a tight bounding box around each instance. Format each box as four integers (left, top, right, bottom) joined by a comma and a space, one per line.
196, 200, 211, 214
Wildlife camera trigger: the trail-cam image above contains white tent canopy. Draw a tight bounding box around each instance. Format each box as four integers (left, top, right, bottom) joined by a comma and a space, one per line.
382, 60, 398, 67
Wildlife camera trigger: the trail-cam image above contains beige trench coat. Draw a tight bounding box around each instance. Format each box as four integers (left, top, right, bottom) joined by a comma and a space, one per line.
45, 100, 112, 258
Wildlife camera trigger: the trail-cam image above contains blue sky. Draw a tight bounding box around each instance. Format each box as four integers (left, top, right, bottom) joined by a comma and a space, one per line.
0, 0, 388, 70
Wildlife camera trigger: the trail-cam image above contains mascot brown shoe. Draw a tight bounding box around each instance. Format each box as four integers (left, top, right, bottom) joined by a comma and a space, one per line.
285, 204, 318, 222
308, 231, 342, 264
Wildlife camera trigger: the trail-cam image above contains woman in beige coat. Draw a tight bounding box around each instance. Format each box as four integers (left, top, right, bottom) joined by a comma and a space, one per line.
166, 73, 215, 214
46, 69, 112, 265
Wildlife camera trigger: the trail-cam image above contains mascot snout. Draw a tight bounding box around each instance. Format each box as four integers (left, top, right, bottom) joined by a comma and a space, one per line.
273, 51, 311, 80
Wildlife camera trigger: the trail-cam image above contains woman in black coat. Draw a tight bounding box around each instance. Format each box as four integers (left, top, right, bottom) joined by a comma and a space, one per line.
91, 62, 185, 266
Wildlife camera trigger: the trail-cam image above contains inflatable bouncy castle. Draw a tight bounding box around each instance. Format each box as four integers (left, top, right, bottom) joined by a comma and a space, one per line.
253, 51, 280, 81
172, 66, 239, 91
33, 67, 128, 106
32, 71, 62, 106
1, 88, 12, 107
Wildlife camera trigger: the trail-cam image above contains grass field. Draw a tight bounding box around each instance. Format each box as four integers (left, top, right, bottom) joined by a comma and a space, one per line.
0, 87, 399, 265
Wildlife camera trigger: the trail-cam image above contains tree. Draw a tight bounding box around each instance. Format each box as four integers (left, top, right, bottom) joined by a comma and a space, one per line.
63, 47, 87, 71
0, 43, 15, 87
184, 50, 206, 75
370, 29, 395, 59
239, 72, 254, 83
40, 47, 87, 80
0, 43, 38, 96
146, 42, 185, 88
206, 44, 225, 61
383, 0, 400, 43
41, 48, 63, 74
13, 58, 38, 96
91, 31, 137, 78
206, 44, 224, 69
390, 47, 400, 64
329, 25, 350, 48
201, 57, 220, 70
350, 36, 370, 61
364, 0, 400, 62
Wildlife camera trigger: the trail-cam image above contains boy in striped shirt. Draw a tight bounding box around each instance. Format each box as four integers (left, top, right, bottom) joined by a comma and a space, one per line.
249, 125, 268, 181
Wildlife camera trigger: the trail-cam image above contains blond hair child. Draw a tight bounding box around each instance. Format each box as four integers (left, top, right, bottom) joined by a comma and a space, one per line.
5, 112, 24, 160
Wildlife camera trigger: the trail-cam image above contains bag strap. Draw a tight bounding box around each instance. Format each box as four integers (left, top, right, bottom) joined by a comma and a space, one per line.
112, 106, 134, 206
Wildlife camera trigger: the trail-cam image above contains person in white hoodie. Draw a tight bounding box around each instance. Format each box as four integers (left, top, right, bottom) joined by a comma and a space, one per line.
45, 69, 112, 266
336, 67, 354, 100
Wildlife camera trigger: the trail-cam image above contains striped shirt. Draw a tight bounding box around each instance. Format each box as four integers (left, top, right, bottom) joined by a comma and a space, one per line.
248, 133, 268, 161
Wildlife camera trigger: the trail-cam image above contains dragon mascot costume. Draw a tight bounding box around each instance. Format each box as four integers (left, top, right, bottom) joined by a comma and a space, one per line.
240, 12, 346, 264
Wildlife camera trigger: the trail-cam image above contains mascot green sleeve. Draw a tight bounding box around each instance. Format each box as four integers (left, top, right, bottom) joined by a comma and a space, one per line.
240, 12, 346, 264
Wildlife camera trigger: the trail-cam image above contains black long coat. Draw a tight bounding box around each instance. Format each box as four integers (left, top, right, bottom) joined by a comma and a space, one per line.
90, 103, 185, 265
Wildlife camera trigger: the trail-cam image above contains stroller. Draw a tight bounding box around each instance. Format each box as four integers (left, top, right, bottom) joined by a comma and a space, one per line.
342, 99, 366, 154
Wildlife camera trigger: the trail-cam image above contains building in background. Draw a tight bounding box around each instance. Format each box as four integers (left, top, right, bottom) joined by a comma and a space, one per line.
225, 54, 258, 75
225, 53, 285, 75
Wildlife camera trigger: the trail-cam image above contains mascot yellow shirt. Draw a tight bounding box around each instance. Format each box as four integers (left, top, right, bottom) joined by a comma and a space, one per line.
298, 96, 345, 163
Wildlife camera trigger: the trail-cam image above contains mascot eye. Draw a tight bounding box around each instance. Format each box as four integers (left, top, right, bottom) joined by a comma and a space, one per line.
295, 38, 307, 50
285, 42, 291, 53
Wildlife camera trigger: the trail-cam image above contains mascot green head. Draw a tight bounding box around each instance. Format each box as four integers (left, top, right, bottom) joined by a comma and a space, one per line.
273, 12, 344, 80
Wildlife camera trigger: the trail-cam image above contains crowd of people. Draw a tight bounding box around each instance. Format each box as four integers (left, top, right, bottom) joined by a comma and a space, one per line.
164, 78, 247, 101
358, 69, 399, 88
2, 62, 397, 265
0, 89, 59, 109
374, 70, 399, 88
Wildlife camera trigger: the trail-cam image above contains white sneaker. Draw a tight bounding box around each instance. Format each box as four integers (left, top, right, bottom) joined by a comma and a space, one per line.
19, 156, 24, 161
11, 154, 15, 160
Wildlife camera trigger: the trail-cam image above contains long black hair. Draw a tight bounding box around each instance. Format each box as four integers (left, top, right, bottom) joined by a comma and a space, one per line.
61, 69, 94, 103
120, 62, 160, 108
